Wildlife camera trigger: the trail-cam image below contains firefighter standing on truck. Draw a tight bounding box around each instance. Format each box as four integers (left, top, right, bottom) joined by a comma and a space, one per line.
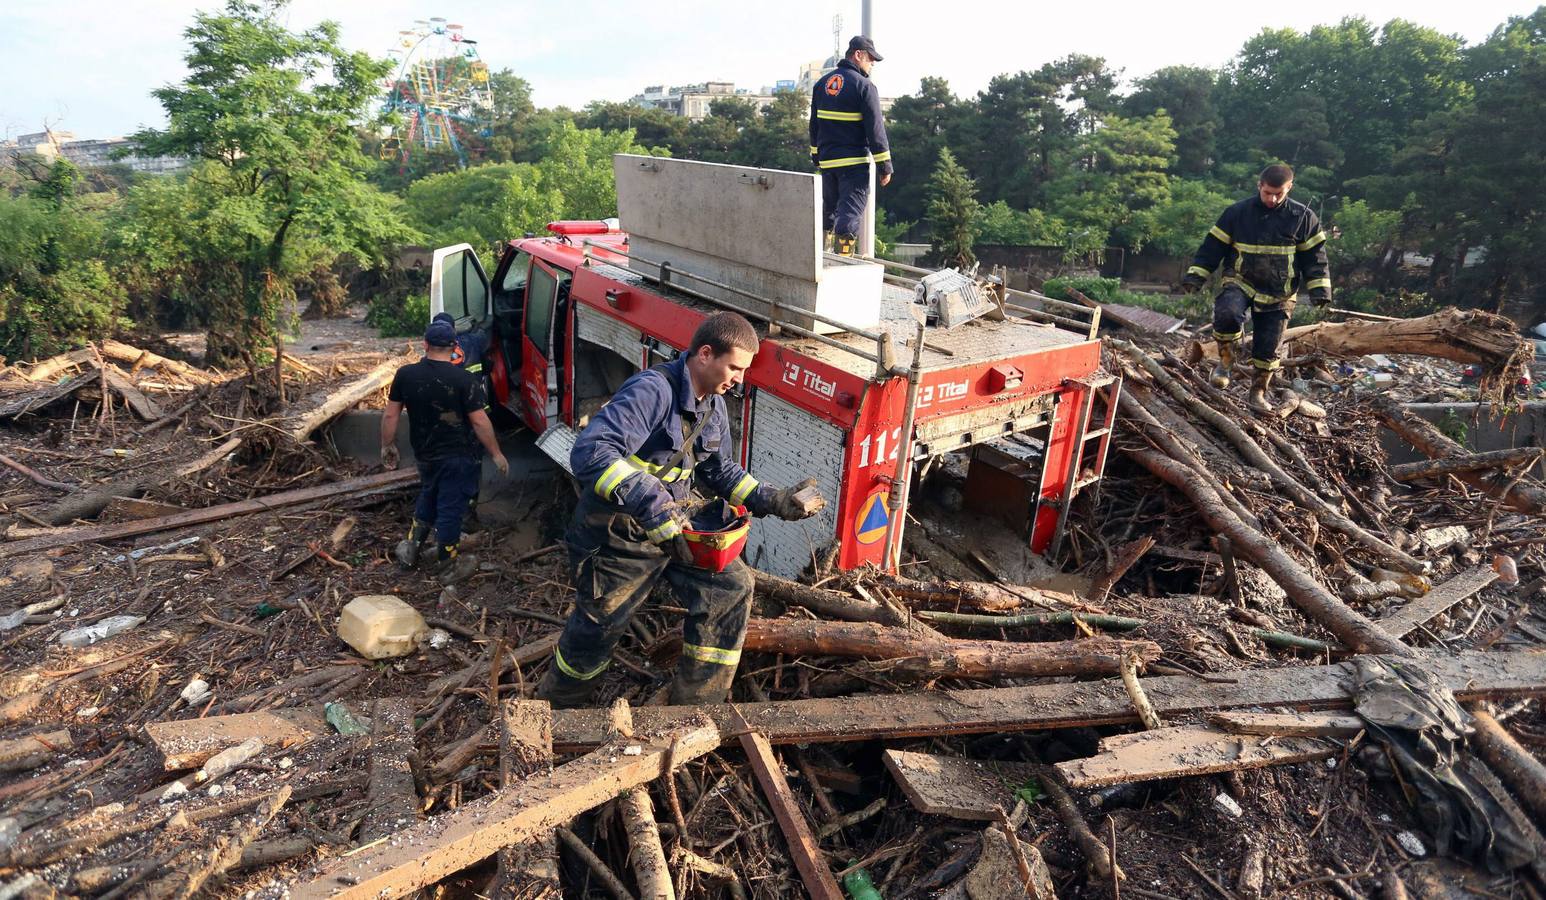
1183, 163, 1331, 413
536, 312, 824, 708
810, 35, 892, 257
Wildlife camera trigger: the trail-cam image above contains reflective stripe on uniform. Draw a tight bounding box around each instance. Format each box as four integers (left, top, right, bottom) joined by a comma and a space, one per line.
1214, 330, 1243, 342
646, 518, 682, 543
1252, 357, 1283, 371
1304, 277, 1331, 291
1187, 265, 1211, 279
466, 363, 483, 374
594, 458, 640, 500
809, 145, 818, 154
818, 155, 871, 168
1209, 225, 1232, 244
729, 474, 759, 506
871, 150, 891, 162
554, 647, 609, 681
1297, 232, 1327, 251
681, 642, 742, 666
816, 109, 863, 121
1233, 241, 1296, 255
627, 455, 689, 483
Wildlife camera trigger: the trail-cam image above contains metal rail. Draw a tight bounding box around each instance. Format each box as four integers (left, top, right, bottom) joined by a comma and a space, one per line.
861, 254, 1101, 341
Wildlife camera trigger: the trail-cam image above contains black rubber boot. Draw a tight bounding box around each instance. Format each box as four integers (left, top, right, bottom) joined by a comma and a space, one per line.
1210, 341, 1235, 389
535, 667, 600, 710
432, 548, 478, 586
1248, 368, 1276, 414
835, 234, 857, 257
393, 520, 433, 569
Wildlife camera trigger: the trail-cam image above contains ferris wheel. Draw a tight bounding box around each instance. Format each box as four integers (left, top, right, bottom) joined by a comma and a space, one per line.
379, 18, 493, 170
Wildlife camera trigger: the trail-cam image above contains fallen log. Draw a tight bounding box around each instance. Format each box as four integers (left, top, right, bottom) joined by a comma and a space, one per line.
36, 436, 241, 526
1468, 709, 1546, 827
284, 354, 407, 443
0, 367, 98, 419
99, 339, 217, 384
1126, 447, 1411, 655
360, 698, 419, 843
0, 453, 74, 491
874, 574, 1083, 612
1390, 448, 1545, 483
608, 700, 674, 900
549, 650, 1545, 750
23, 348, 94, 382
1375, 397, 1546, 514
0, 468, 418, 559
752, 570, 943, 637
0, 729, 73, 773
663, 617, 1160, 678
285, 717, 719, 900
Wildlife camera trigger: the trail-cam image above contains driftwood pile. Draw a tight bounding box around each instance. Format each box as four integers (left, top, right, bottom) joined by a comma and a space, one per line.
0, 312, 1544, 899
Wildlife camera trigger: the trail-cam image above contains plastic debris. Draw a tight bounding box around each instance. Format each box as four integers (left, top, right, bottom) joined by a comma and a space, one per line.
108, 536, 200, 564
196, 736, 263, 783
1493, 554, 1520, 586
843, 865, 883, 900
1213, 793, 1244, 818
325, 701, 369, 736
427, 628, 452, 650
1396, 831, 1427, 856
159, 781, 189, 802
58, 615, 145, 648
0, 596, 66, 632
180, 677, 212, 706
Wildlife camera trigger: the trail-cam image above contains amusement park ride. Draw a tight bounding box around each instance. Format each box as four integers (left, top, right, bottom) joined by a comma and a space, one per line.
428, 156, 1120, 579
380, 18, 493, 170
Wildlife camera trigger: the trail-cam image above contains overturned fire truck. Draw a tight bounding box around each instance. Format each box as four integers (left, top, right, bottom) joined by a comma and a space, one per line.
429, 155, 1118, 578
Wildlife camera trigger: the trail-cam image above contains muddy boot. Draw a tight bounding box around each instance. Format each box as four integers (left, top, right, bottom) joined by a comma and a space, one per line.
393, 521, 433, 569
835, 234, 857, 257
535, 666, 599, 710
668, 657, 738, 705
1248, 368, 1276, 414
1210, 341, 1235, 389
431, 546, 478, 585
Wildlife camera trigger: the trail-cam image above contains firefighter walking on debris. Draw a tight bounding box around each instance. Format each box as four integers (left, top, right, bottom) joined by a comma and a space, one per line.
1182, 163, 1331, 413
380, 319, 509, 583
537, 312, 825, 708
810, 35, 893, 257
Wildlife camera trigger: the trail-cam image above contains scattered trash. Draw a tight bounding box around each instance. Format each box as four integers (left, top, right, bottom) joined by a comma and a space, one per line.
108, 536, 200, 564
1213, 793, 1244, 818
1493, 554, 1520, 586
58, 615, 145, 648
196, 736, 263, 783
1396, 831, 1427, 857
325, 701, 369, 736
0, 596, 66, 631
843, 866, 883, 900
179, 677, 212, 706
159, 781, 189, 803
427, 628, 452, 650
336, 594, 428, 660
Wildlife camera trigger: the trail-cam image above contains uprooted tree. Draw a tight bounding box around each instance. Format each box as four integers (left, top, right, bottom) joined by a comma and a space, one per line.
125, 0, 414, 370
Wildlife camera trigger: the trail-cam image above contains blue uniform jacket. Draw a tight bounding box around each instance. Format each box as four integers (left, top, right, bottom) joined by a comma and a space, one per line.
809, 59, 893, 177
1186, 196, 1330, 305
570, 356, 773, 543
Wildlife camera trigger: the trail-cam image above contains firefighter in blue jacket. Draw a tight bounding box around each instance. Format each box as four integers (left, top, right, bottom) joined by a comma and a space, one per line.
536, 312, 825, 708
1183, 164, 1331, 413
810, 35, 893, 256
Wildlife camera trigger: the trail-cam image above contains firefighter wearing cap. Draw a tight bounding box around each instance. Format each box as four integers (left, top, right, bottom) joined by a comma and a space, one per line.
810, 35, 893, 256
537, 312, 825, 708
1182, 163, 1331, 412
431, 312, 491, 530
380, 319, 510, 584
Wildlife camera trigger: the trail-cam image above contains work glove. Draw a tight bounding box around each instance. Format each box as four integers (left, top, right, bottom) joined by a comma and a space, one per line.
765, 478, 825, 521
1180, 275, 1205, 295
380, 445, 400, 471
652, 505, 696, 566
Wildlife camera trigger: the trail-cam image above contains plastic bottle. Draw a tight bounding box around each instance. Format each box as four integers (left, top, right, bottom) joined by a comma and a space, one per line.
843, 866, 883, 900
325, 701, 368, 736
58, 615, 145, 648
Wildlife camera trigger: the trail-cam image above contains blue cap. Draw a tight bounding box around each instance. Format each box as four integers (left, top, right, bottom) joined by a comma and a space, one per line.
425, 320, 457, 347
431, 312, 455, 326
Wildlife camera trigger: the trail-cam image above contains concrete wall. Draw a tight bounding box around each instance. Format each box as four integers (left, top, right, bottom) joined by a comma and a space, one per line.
1383, 401, 1546, 480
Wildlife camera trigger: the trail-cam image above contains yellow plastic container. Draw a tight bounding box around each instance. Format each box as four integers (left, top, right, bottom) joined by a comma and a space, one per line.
337, 595, 428, 660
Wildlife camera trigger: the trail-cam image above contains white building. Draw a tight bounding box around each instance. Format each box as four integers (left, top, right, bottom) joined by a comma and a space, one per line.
3, 129, 186, 175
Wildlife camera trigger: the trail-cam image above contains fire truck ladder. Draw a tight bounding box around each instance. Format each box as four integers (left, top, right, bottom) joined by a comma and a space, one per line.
1047, 372, 1123, 558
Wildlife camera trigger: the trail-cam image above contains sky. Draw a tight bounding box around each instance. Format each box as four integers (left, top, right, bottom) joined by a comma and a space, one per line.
1, 0, 1538, 140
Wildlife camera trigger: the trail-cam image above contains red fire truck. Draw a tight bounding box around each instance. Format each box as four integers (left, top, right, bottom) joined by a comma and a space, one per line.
428, 157, 1118, 579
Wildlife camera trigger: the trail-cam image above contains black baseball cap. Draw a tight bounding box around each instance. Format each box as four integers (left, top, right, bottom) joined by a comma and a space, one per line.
425, 320, 457, 347
847, 35, 883, 62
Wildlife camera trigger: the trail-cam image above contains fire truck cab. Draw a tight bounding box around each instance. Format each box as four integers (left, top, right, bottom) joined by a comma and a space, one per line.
429, 155, 1118, 578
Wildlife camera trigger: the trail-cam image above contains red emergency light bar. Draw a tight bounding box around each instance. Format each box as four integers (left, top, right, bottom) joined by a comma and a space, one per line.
546, 219, 621, 236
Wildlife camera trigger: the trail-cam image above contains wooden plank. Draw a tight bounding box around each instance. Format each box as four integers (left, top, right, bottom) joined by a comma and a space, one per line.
732, 709, 843, 900
146, 708, 328, 771
0, 367, 97, 419
1207, 711, 1366, 738
286, 718, 720, 900
105, 496, 187, 521
360, 699, 420, 843
0, 469, 418, 559
882, 749, 1038, 821
1056, 724, 1337, 788
495, 700, 560, 898
551, 650, 1546, 751
1378, 566, 1499, 638
101, 366, 165, 421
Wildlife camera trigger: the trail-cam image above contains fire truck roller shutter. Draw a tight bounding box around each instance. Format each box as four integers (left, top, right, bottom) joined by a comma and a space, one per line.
742, 391, 844, 579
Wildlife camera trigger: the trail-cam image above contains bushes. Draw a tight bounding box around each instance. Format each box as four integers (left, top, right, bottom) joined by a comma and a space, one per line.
366, 292, 430, 338
1042, 274, 1212, 321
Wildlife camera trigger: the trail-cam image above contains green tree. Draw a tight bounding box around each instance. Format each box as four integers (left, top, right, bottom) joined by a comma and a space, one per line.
0, 160, 127, 360
1044, 112, 1177, 251
1124, 66, 1219, 176
881, 76, 967, 224
1144, 178, 1235, 259
926, 148, 982, 267
975, 200, 1067, 246
1328, 199, 1400, 279
130, 0, 412, 368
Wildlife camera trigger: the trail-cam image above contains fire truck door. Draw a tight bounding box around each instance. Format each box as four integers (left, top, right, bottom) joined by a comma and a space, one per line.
518, 259, 570, 433
429, 244, 491, 329
486, 248, 533, 412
